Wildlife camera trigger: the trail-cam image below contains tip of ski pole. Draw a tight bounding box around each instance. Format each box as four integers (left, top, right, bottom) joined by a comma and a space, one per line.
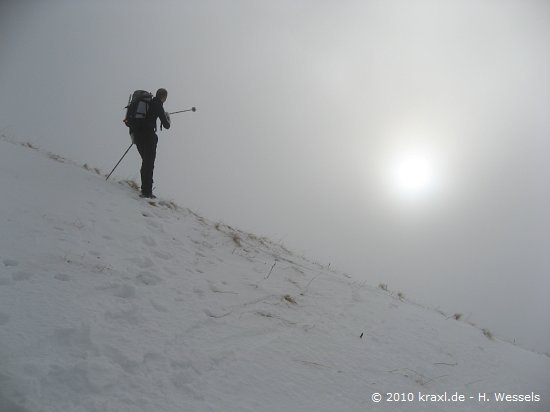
192, 107, 196, 112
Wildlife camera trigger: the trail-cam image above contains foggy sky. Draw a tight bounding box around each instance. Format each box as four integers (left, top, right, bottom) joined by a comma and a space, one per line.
1, 0, 549, 352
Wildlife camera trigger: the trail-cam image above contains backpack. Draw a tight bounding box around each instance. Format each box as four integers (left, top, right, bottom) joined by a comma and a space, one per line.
123, 90, 153, 129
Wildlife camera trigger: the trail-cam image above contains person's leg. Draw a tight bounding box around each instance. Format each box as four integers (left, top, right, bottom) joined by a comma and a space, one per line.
133, 133, 149, 195
139, 133, 158, 196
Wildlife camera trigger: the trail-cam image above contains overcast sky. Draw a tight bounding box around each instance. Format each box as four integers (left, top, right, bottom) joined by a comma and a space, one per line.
1, 0, 549, 353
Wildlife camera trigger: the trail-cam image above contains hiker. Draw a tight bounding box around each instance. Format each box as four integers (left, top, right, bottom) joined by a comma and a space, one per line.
130, 88, 171, 199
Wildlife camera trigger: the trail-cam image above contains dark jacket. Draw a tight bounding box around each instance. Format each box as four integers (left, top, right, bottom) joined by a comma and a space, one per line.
133, 97, 170, 134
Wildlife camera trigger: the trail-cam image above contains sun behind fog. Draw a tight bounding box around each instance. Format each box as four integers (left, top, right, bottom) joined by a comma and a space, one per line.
387, 148, 440, 202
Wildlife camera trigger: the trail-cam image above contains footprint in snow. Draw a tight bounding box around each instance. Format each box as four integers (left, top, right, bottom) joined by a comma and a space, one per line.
150, 299, 169, 313
207, 281, 238, 294
193, 288, 205, 297
352, 289, 363, 302
2, 258, 19, 267
143, 351, 165, 365
12, 271, 33, 281
171, 377, 205, 400
130, 256, 155, 269
101, 344, 140, 374
54, 273, 71, 282
113, 284, 136, 299
203, 308, 231, 318
104, 305, 142, 326
152, 250, 173, 260
145, 219, 163, 230
168, 358, 207, 399
141, 235, 157, 247
136, 271, 162, 286
96, 283, 136, 298
163, 266, 179, 276
53, 323, 99, 357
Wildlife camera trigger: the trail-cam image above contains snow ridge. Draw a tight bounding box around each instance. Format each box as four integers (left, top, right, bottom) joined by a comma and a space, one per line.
0, 137, 548, 412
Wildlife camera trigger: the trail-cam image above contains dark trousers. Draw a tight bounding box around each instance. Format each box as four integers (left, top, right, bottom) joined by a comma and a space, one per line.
133, 130, 158, 195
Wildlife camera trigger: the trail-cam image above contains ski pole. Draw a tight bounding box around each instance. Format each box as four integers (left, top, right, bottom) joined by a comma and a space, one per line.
169, 107, 197, 115
105, 143, 133, 181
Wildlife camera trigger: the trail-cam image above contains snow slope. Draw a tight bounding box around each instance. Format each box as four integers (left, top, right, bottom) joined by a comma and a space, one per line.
0, 137, 548, 412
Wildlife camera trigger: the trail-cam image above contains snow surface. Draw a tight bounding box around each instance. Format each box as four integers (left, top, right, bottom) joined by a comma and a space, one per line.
0, 137, 548, 412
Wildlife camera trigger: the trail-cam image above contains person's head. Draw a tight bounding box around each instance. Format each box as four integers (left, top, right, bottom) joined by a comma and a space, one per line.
156, 88, 168, 103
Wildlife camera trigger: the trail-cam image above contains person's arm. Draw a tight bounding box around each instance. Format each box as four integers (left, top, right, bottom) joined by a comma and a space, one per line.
157, 102, 171, 130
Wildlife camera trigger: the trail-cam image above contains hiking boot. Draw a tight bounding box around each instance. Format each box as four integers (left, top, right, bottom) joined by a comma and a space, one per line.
140, 193, 157, 199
